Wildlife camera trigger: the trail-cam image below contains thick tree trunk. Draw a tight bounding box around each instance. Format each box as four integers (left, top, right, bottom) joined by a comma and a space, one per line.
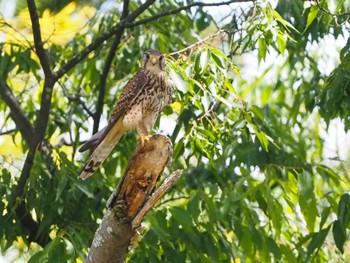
85, 134, 181, 263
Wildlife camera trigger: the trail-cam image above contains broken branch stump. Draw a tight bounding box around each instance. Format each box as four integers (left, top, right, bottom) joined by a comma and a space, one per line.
85, 134, 182, 263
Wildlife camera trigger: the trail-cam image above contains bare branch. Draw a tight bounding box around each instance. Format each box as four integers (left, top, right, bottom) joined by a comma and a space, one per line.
26, 0, 52, 77
125, 0, 255, 28
54, 0, 251, 81
0, 128, 16, 136
169, 30, 229, 56
93, 0, 130, 134
0, 81, 34, 145
53, 0, 156, 81
132, 169, 183, 228
11, 1, 57, 246
313, 0, 350, 18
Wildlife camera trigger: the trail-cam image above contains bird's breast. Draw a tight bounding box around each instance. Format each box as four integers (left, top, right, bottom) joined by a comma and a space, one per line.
141, 73, 171, 112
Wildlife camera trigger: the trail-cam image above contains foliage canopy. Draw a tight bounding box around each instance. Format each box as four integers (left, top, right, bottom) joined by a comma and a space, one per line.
0, 0, 350, 262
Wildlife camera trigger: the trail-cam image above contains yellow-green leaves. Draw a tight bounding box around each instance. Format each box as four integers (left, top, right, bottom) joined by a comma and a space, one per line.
305, 6, 319, 30
298, 171, 317, 232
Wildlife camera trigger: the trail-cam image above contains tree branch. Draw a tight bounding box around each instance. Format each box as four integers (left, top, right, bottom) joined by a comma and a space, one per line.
125, 0, 255, 28
314, 0, 350, 18
93, 0, 130, 134
12, 0, 56, 247
0, 128, 16, 136
14, 144, 51, 247
0, 81, 34, 145
26, 0, 52, 78
53, 0, 156, 81
54, 0, 252, 81
169, 30, 229, 56
86, 135, 177, 263
132, 169, 182, 228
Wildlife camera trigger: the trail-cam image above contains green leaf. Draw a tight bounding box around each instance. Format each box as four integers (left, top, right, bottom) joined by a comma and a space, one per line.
29, 251, 47, 263
76, 182, 94, 198
251, 105, 264, 121
307, 226, 330, 257
276, 33, 286, 55
203, 231, 219, 260
170, 69, 188, 93
188, 192, 201, 220
298, 171, 314, 200
266, 237, 281, 260
48, 239, 65, 263
55, 174, 68, 201
270, 8, 299, 33
306, 6, 319, 30
256, 130, 269, 151
232, 119, 246, 130
171, 207, 193, 234
200, 50, 209, 73
147, 212, 171, 240
333, 220, 346, 253
258, 37, 267, 62
250, 226, 263, 250
299, 196, 317, 232
320, 207, 331, 229
173, 139, 184, 160
338, 193, 350, 228
335, 0, 346, 13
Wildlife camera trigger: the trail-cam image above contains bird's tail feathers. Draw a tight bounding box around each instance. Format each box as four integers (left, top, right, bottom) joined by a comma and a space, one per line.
78, 120, 125, 180
79, 126, 108, 153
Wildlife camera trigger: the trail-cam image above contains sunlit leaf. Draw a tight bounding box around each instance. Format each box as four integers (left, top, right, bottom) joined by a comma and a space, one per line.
276, 33, 286, 55
170, 69, 188, 93
306, 6, 319, 30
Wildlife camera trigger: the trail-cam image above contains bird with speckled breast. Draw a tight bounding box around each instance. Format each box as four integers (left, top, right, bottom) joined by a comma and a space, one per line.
78, 49, 174, 179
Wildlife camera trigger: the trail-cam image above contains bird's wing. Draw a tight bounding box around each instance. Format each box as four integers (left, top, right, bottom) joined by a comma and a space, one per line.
78, 119, 125, 179
78, 70, 148, 179
79, 70, 148, 153
109, 69, 148, 124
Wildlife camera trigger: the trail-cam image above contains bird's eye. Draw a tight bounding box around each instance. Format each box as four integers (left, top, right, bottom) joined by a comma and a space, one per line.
145, 52, 150, 59
159, 55, 164, 60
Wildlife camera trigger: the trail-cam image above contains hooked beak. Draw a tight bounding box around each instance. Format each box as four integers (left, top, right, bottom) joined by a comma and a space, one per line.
150, 57, 158, 66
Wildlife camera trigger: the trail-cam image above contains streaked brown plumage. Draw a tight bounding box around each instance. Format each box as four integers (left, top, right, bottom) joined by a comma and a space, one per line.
78, 49, 173, 179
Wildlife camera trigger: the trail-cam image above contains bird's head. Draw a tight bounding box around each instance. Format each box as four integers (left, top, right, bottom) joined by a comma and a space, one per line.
141, 49, 165, 73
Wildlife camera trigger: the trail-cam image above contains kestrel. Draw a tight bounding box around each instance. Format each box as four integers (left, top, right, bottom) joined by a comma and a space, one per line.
78, 49, 173, 179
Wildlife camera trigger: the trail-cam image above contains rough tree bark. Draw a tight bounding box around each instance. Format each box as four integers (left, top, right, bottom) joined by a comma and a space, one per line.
85, 134, 182, 263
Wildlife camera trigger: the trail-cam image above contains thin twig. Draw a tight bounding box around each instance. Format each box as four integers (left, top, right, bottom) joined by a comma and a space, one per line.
53, 0, 254, 81
132, 170, 183, 228
53, 0, 156, 81
314, 0, 350, 18
156, 195, 190, 207
0, 128, 16, 136
169, 30, 228, 56
0, 81, 35, 145
58, 80, 94, 117
126, 0, 255, 28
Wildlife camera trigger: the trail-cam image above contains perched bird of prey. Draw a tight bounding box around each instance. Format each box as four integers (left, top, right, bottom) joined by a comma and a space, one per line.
78, 49, 173, 179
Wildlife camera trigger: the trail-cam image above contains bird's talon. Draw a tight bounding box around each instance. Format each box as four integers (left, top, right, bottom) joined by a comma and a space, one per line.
138, 135, 151, 146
